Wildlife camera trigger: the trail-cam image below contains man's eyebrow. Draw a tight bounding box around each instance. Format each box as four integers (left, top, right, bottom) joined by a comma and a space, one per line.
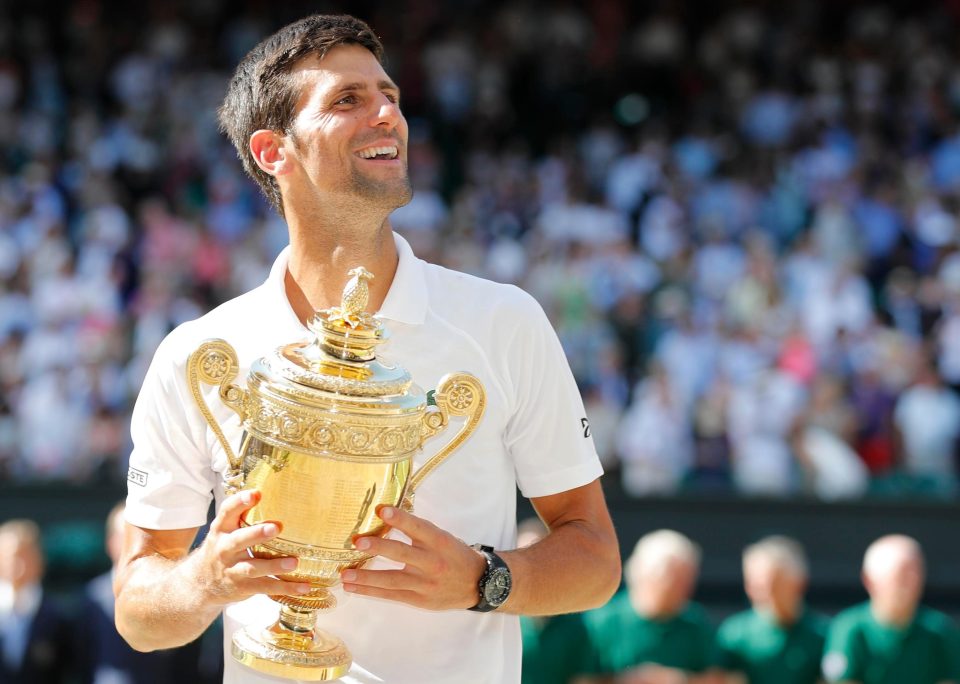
333, 80, 401, 95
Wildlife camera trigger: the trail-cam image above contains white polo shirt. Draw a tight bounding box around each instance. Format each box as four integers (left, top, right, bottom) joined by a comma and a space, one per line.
126, 233, 603, 684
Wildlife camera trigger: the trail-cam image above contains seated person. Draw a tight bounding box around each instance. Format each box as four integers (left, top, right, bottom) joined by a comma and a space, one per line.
579, 529, 718, 684
717, 535, 827, 684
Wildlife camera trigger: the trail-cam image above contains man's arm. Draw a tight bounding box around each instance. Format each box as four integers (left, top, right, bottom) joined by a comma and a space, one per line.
114, 490, 312, 652
340, 479, 621, 614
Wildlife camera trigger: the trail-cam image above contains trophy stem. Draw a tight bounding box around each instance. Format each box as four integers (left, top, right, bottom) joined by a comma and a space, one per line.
278, 604, 318, 632
231, 594, 351, 681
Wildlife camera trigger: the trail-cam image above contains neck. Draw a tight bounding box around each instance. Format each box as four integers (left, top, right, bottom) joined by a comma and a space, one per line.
871, 602, 916, 629
284, 206, 399, 325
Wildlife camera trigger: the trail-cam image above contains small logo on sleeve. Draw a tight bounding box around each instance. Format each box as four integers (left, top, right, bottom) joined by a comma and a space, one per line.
580, 417, 591, 438
127, 467, 149, 487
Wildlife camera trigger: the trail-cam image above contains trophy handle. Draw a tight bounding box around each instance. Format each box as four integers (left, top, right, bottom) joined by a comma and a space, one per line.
186, 338, 248, 488
407, 372, 486, 499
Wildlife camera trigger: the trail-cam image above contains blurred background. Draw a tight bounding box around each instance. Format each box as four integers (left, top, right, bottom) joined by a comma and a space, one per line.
4, 0, 960, 680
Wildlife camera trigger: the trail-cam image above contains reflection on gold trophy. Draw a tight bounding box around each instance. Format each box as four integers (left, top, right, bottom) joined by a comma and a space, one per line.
186, 267, 486, 681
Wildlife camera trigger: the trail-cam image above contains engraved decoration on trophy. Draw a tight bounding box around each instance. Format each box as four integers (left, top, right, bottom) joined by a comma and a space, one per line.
186, 267, 486, 681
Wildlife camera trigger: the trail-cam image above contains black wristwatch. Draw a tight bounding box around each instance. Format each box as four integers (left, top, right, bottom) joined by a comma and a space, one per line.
468, 544, 512, 612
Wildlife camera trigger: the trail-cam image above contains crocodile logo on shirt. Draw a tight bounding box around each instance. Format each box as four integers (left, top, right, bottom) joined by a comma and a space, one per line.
581, 417, 591, 438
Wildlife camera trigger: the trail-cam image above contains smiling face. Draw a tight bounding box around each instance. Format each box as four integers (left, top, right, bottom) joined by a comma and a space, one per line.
281, 44, 412, 214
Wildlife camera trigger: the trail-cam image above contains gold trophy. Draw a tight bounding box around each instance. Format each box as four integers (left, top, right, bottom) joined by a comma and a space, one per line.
186, 267, 485, 681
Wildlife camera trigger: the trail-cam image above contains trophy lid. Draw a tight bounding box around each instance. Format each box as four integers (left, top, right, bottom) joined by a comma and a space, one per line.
254, 267, 418, 405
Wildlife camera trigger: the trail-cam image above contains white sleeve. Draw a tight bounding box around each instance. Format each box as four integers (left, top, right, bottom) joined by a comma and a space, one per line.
125, 326, 218, 530
503, 291, 604, 498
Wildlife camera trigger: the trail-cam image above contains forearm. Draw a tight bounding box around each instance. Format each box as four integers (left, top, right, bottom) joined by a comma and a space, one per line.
499, 514, 620, 615
114, 551, 221, 652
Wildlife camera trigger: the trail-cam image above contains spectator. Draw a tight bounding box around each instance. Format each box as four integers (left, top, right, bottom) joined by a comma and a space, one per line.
617, 362, 694, 496
893, 360, 960, 495
717, 536, 827, 684
822, 535, 960, 684
579, 530, 717, 683
0, 519, 73, 684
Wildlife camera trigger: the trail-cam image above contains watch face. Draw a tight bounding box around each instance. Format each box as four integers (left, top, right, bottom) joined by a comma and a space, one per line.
483, 567, 512, 606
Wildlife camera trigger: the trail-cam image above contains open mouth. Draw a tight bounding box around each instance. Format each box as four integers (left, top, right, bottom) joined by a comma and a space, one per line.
356, 145, 399, 160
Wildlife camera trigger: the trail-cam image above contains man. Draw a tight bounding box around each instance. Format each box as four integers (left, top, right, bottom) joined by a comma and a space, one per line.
716, 536, 827, 684
579, 530, 717, 684
822, 535, 960, 684
77, 503, 213, 684
0, 520, 73, 684
113, 14, 620, 684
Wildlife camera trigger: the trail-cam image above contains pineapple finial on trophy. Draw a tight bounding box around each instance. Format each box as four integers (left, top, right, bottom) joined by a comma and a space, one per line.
324, 267, 374, 330
342, 267, 374, 318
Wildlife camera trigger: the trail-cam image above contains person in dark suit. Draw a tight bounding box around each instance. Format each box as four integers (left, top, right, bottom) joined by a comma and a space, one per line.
0, 519, 73, 684
75, 502, 215, 684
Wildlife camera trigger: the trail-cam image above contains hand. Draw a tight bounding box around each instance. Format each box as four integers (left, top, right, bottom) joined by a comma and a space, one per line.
193, 489, 312, 606
340, 505, 488, 610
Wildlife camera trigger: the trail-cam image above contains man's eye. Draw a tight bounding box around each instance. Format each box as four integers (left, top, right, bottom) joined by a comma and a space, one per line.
335, 95, 358, 105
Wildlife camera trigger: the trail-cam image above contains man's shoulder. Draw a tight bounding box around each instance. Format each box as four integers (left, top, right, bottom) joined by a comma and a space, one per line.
717, 608, 757, 640
678, 601, 713, 628
582, 590, 632, 630
915, 605, 960, 636
421, 261, 543, 320
152, 285, 275, 366
800, 609, 831, 637
828, 602, 872, 635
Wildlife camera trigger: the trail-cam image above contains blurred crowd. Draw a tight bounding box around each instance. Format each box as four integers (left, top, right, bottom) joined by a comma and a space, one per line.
519, 523, 960, 684
3, 0, 960, 498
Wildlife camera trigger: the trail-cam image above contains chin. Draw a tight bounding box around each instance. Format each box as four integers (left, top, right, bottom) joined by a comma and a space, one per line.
350, 170, 412, 207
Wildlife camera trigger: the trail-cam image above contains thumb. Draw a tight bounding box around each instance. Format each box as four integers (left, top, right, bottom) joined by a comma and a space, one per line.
211, 489, 260, 533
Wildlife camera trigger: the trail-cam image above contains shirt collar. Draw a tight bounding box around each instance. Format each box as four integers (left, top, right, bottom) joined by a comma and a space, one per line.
266, 232, 428, 328
378, 233, 428, 325
0, 582, 41, 618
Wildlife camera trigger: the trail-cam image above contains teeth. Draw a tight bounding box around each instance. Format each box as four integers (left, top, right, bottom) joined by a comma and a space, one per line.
357, 146, 398, 159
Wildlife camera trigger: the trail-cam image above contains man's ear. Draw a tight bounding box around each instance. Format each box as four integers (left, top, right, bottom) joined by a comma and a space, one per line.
250, 129, 293, 177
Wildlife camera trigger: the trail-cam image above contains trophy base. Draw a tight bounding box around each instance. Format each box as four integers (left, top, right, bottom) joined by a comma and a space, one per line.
232, 621, 352, 681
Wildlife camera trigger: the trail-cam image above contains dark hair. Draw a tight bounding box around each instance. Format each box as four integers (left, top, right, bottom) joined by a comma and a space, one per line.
218, 14, 384, 215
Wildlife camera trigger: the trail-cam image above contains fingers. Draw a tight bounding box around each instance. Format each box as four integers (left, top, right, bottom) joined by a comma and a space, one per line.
377, 506, 439, 545
211, 489, 260, 533
341, 568, 411, 591
231, 556, 300, 580
222, 520, 282, 556
354, 535, 423, 566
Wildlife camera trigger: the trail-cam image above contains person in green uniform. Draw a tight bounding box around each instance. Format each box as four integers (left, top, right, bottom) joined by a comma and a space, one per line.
717, 536, 827, 684
578, 529, 718, 684
822, 534, 960, 684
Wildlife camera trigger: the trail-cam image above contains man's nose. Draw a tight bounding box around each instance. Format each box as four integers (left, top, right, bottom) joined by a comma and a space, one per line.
371, 94, 401, 129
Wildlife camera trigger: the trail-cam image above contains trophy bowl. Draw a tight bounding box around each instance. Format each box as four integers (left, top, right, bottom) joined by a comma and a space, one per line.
186, 268, 485, 681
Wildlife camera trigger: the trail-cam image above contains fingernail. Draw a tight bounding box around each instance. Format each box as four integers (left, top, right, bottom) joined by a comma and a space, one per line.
281, 558, 297, 570
297, 584, 311, 594
262, 523, 279, 536
240, 491, 253, 505
356, 537, 371, 551
342, 570, 357, 582
342, 584, 355, 593
380, 506, 395, 520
